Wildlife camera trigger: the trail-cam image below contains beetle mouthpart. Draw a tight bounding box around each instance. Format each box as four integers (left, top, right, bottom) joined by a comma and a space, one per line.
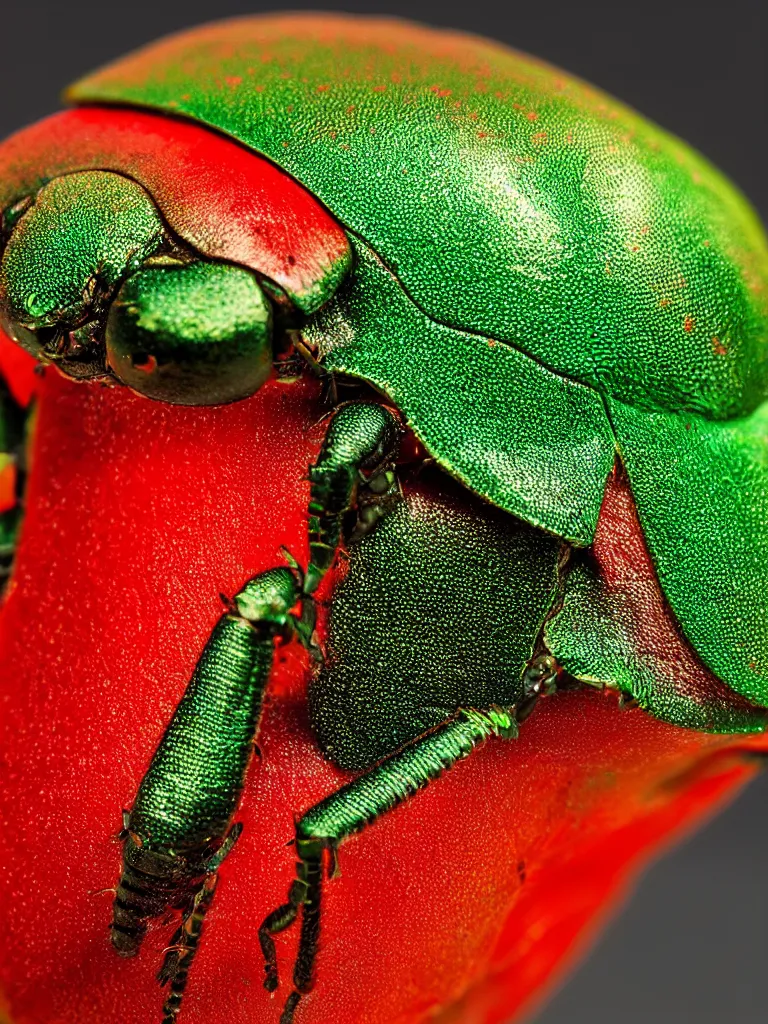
105, 261, 274, 406
0, 169, 166, 380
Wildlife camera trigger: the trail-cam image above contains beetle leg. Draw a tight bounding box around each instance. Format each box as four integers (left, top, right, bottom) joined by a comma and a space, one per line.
113, 403, 400, 1015
259, 663, 557, 1024
304, 402, 401, 595
112, 567, 300, 1024
158, 823, 243, 1024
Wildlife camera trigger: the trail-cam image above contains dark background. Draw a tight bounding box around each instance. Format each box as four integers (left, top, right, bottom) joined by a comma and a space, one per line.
1, 1, 766, 1021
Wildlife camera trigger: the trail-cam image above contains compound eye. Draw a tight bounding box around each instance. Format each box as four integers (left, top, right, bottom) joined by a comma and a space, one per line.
105, 261, 273, 405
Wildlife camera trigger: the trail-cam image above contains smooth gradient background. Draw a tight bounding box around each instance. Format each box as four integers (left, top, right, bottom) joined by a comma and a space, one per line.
1, 1, 766, 1021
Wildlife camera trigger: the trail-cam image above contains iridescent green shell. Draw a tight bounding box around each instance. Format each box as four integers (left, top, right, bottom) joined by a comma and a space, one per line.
70, 15, 768, 710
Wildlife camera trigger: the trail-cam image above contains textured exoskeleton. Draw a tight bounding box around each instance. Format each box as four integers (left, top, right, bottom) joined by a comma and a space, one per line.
0, 13, 766, 1024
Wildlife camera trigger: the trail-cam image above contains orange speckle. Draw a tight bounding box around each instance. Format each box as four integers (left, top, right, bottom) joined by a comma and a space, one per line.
640, 225, 650, 235
531, 131, 548, 146
180, 93, 191, 102
565, 131, 574, 144
659, 298, 670, 308
132, 354, 157, 374
468, 111, 479, 121
488, 339, 497, 348
683, 315, 696, 333
346, 104, 356, 115
316, 84, 330, 92
430, 85, 452, 97
712, 337, 728, 356
372, 85, 386, 93
254, 84, 265, 93
703, 239, 711, 247
526, 111, 538, 121
477, 131, 489, 140
225, 76, 242, 88
604, 262, 611, 275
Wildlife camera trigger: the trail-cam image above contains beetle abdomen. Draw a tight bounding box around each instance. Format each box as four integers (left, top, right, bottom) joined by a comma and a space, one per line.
311, 472, 562, 771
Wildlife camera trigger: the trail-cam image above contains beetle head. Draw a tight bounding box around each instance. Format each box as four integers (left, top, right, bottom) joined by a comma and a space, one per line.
0, 170, 275, 405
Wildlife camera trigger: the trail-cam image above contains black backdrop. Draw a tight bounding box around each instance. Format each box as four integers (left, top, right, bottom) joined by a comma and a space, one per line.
1, 1, 766, 1021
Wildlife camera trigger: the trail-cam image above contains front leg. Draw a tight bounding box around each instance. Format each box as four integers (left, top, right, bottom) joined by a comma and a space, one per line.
111, 401, 402, 1019
259, 655, 559, 1024
111, 567, 300, 962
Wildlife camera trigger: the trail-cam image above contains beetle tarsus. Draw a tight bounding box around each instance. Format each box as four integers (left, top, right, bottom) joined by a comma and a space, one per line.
258, 898, 301, 992
158, 872, 218, 1024
280, 990, 302, 1024
260, 705, 539, 1016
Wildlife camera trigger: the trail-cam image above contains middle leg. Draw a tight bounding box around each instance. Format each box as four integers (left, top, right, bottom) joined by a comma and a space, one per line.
259, 656, 560, 1024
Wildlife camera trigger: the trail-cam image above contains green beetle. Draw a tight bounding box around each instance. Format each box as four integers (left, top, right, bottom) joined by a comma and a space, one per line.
0, 13, 767, 1024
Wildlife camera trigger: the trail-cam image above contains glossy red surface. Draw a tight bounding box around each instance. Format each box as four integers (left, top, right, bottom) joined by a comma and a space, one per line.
0, 107, 350, 312
0, 344, 765, 1024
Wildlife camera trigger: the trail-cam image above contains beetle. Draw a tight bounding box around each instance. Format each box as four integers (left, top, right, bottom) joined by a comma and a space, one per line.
0, 11, 767, 1024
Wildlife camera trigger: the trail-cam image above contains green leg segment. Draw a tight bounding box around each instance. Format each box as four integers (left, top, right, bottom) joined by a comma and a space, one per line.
158, 822, 243, 1024
259, 697, 548, 1024
305, 402, 400, 595
112, 401, 404, 1020
112, 567, 300, 1022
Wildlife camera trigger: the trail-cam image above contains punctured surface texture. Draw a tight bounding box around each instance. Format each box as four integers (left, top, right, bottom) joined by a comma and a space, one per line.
545, 467, 768, 732
1, 346, 768, 1024
71, 14, 768, 422
132, 614, 273, 847
0, 172, 164, 330
312, 474, 561, 771
0, 107, 351, 314
305, 239, 615, 545
65, 13, 768, 708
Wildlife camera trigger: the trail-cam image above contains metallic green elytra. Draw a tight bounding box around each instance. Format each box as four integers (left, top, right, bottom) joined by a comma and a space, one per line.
3, 13, 768, 1024
67, 14, 768, 712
